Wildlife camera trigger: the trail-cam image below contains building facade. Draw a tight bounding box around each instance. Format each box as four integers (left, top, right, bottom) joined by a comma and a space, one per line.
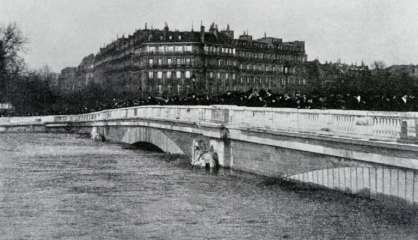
60, 23, 308, 96
57, 67, 78, 93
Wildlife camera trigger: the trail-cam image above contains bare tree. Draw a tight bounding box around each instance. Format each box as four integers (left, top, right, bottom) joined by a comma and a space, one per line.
0, 23, 27, 101
371, 61, 386, 70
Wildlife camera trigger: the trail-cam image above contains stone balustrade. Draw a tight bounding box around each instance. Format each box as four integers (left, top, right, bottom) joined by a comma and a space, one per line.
3, 105, 417, 143
0, 115, 55, 125
223, 106, 418, 141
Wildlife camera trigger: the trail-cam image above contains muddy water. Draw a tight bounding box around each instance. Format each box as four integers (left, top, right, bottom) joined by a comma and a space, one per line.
0, 133, 417, 239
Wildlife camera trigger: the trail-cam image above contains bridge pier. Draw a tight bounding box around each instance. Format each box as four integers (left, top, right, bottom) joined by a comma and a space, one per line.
91, 126, 105, 141
191, 138, 232, 168
208, 138, 231, 168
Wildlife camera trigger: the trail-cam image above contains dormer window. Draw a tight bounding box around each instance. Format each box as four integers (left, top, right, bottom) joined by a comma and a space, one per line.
178, 35, 182, 40
169, 35, 173, 40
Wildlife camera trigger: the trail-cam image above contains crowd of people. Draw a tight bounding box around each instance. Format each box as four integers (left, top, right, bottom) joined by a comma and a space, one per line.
73, 89, 417, 114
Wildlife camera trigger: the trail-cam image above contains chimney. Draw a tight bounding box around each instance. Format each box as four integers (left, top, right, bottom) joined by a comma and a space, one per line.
200, 25, 205, 43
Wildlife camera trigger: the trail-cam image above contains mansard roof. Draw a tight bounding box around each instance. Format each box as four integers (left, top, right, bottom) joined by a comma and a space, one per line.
96, 24, 306, 57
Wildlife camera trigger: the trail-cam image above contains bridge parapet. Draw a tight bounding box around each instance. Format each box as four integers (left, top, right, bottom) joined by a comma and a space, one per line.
217, 106, 418, 142
4, 105, 417, 143
52, 105, 229, 124
0, 115, 56, 125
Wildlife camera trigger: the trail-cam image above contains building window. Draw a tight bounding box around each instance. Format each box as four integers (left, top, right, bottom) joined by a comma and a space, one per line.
167, 71, 172, 79
175, 46, 183, 52
185, 45, 192, 52
225, 73, 229, 79
176, 71, 181, 79
167, 58, 172, 65
167, 46, 174, 52
158, 46, 164, 53
186, 58, 191, 65
157, 71, 163, 79
232, 73, 236, 80
217, 72, 221, 79
148, 71, 154, 79
158, 85, 162, 94
185, 71, 191, 79
158, 58, 162, 65
148, 58, 153, 66
209, 72, 214, 78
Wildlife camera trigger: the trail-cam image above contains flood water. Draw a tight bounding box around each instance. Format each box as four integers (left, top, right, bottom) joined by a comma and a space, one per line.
0, 133, 417, 239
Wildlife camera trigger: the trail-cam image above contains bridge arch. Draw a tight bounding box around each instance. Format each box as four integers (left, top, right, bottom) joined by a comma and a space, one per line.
130, 141, 165, 152
286, 166, 418, 205
95, 126, 186, 156
93, 125, 223, 168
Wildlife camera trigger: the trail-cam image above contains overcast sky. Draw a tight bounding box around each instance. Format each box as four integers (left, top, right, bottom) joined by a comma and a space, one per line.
1, 0, 417, 72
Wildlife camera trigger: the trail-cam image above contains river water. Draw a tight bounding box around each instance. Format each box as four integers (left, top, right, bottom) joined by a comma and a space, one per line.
0, 133, 417, 240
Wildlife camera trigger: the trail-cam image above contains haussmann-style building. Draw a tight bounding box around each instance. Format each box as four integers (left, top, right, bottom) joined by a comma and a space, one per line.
59, 23, 308, 97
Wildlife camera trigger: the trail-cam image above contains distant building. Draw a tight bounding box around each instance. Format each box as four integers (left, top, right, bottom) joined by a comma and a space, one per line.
303, 60, 370, 92
387, 65, 418, 78
58, 67, 77, 93
77, 54, 95, 87
59, 23, 308, 96
0, 102, 13, 115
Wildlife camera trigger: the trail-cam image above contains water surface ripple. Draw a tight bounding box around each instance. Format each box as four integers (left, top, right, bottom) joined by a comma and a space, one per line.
0, 133, 416, 239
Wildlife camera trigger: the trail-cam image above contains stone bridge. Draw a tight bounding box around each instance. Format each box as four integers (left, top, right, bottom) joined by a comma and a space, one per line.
1, 105, 418, 204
